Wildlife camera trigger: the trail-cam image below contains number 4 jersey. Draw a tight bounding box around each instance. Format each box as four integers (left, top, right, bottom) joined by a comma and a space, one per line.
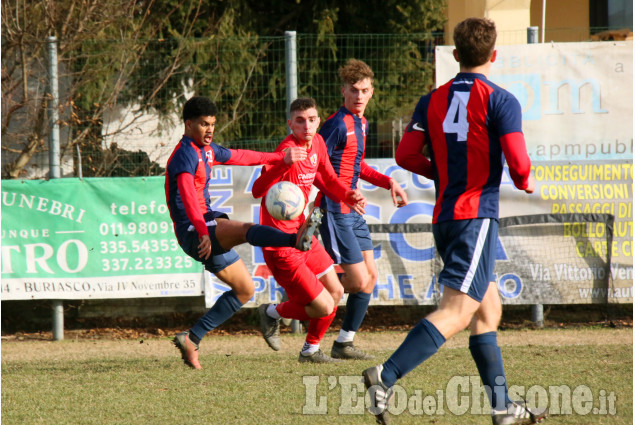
412, 72, 531, 224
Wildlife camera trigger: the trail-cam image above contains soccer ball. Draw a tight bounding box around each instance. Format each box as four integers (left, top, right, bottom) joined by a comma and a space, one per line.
265, 181, 305, 221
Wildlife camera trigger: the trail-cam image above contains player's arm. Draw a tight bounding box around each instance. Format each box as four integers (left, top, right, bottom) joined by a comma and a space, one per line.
360, 160, 407, 207
176, 173, 212, 259
314, 173, 366, 215
500, 132, 534, 193
359, 161, 391, 189
251, 143, 306, 198
395, 120, 433, 179
252, 161, 289, 199
216, 145, 307, 166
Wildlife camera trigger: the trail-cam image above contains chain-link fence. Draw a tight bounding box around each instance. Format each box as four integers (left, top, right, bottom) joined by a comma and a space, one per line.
1, 28, 623, 178
114, 32, 444, 158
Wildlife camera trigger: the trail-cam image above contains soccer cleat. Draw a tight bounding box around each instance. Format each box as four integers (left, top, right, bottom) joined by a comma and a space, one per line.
258, 304, 281, 351
362, 365, 394, 425
331, 340, 375, 360
492, 400, 548, 425
295, 207, 323, 251
298, 349, 342, 363
172, 331, 202, 370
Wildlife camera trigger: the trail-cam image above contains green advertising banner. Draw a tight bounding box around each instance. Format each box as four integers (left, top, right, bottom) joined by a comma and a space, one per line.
1, 177, 204, 300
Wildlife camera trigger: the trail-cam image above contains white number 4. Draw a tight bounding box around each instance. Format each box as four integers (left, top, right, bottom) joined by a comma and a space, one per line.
442, 91, 470, 142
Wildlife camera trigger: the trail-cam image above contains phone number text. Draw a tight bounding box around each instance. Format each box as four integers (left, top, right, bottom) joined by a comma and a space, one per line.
101, 256, 195, 272
100, 239, 179, 254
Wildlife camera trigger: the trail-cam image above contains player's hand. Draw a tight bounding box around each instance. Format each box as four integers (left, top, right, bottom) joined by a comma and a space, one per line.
524, 174, 535, 194
198, 234, 212, 260
345, 189, 364, 204
389, 179, 408, 207
283, 147, 307, 165
348, 199, 367, 215
345, 190, 366, 214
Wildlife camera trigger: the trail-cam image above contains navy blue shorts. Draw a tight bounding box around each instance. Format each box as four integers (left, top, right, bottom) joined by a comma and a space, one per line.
180, 212, 241, 274
433, 218, 498, 302
319, 210, 373, 265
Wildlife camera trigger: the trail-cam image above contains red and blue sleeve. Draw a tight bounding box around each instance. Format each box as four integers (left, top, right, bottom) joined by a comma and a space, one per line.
360, 161, 391, 189
251, 142, 293, 198
500, 132, 531, 190
251, 162, 289, 199
176, 173, 208, 238
494, 93, 530, 190
222, 149, 285, 166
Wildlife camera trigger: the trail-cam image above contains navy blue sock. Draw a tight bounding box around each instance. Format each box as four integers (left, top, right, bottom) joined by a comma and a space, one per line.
342, 292, 372, 332
246, 224, 295, 247
469, 332, 511, 410
381, 319, 446, 387
190, 290, 243, 342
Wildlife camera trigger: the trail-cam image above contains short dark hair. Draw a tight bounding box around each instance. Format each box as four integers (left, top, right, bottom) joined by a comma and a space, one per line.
289, 97, 317, 115
453, 18, 497, 68
182, 96, 218, 122
339, 58, 374, 85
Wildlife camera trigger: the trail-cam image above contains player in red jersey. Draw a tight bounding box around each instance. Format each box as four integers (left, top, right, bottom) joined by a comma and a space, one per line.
316, 59, 408, 360
363, 19, 544, 425
166, 96, 317, 369
252, 97, 366, 363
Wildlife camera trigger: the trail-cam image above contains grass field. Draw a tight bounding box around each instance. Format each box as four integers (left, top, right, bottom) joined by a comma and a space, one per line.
2, 327, 632, 425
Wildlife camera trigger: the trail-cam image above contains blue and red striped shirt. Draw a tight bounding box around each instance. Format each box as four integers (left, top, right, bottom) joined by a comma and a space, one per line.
411, 72, 530, 223
165, 136, 285, 243
317, 106, 390, 213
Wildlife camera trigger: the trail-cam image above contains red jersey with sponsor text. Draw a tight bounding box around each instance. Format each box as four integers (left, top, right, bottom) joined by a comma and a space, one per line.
253, 133, 348, 246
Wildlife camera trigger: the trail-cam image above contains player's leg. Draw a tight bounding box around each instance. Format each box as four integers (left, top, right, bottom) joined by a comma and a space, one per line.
258, 242, 326, 351
214, 207, 323, 252
468, 281, 510, 411
266, 242, 337, 319
332, 252, 376, 359
214, 218, 295, 250
362, 286, 480, 424
321, 211, 376, 358
173, 248, 247, 370
382, 287, 480, 380
299, 259, 343, 363
380, 219, 496, 380
189, 258, 255, 341
363, 218, 493, 424
474, 284, 548, 423
259, 240, 342, 362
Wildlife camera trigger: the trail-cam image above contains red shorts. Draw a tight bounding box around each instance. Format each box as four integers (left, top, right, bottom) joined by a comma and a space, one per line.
263, 236, 334, 305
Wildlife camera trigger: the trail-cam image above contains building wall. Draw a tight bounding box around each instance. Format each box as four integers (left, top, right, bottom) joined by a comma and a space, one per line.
445, 0, 591, 45
530, 0, 590, 42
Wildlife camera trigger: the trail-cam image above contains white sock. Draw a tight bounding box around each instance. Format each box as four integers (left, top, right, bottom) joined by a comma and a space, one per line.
336, 329, 356, 343
300, 342, 319, 356
266, 304, 281, 319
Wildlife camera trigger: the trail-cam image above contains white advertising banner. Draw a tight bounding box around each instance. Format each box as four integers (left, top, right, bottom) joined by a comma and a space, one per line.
435, 41, 633, 162
2, 43, 631, 305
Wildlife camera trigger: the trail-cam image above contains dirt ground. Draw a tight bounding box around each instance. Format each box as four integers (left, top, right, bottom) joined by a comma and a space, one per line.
1, 327, 631, 363
1, 303, 632, 343
2, 302, 632, 364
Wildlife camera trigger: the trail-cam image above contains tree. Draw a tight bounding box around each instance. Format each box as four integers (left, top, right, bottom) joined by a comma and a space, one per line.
1, 0, 447, 178
1, 0, 237, 178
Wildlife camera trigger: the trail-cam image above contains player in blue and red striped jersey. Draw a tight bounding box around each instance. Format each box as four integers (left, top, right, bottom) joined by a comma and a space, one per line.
166, 96, 316, 370
363, 18, 545, 425
253, 97, 367, 363
315, 59, 408, 361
